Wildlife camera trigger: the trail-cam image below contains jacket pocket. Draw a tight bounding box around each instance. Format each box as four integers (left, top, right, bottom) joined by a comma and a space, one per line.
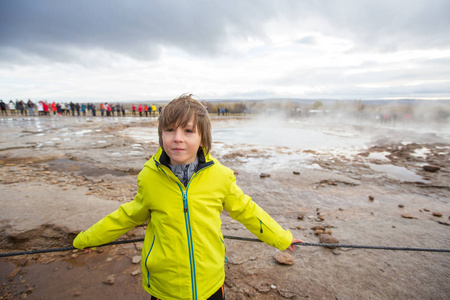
144, 235, 156, 288
253, 209, 278, 236
219, 235, 229, 269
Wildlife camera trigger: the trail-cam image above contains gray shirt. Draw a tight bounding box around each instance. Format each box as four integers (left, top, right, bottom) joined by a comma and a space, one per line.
170, 157, 199, 187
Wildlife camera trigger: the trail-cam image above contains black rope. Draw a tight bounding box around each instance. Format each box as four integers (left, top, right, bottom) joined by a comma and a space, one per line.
0, 238, 145, 258
223, 235, 450, 253
1, 235, 449, 258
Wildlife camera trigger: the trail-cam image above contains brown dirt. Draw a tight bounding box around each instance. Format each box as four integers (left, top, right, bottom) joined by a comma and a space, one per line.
1, 115, 449, 300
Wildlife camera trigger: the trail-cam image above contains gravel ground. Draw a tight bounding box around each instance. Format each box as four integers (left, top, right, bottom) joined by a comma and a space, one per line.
1, 115, 449, 300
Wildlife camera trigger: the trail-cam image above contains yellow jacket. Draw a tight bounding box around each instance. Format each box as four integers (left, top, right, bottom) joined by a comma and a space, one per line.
73, 147, 292, 299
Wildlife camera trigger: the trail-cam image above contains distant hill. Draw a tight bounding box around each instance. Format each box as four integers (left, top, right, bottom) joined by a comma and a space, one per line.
204, 98, 450, 106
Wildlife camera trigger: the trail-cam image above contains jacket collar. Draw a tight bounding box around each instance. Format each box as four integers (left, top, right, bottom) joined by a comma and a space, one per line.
153, 147, 214, 172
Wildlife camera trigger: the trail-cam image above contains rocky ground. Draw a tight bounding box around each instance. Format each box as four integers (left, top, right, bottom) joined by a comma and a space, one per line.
0, 115, 449, 300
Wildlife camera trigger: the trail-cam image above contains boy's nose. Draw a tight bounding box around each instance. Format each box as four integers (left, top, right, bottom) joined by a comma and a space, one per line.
173, 129, 183, 141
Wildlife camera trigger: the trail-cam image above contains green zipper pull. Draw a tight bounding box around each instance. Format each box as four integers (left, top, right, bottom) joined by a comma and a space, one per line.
183, 193, 188, 213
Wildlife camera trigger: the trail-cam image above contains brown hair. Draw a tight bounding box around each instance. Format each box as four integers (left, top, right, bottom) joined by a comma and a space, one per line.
158, 94, 212, 154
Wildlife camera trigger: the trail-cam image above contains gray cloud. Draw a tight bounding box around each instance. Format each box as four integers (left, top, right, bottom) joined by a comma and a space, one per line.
1, 0, 449, 64
1, 0, 449, 101
0, 0, 275, 62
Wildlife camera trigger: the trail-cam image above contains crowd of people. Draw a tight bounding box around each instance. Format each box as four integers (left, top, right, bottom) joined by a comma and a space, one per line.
0, 99, 163, 117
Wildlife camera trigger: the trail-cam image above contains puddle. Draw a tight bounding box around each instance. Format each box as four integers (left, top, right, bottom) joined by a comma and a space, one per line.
45, 159, 129, 177
212, 126, 369, 149
368, 163, 429, 183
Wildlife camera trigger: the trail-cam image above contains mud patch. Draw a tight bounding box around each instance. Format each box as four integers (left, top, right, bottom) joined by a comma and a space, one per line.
0, 224, 76, 250
44, 158, 131, 177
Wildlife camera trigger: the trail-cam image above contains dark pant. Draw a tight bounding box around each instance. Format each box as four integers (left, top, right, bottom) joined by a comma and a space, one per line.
151, 285, 224, 300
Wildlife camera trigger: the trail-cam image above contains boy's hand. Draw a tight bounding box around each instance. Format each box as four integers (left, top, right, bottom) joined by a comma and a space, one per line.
287, 238, 304, 252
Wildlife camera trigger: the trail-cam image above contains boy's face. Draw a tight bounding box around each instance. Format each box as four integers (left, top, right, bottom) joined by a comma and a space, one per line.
162, 116, 202, 166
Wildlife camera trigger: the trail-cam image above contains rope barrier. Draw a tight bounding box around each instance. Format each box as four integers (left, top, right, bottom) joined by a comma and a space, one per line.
222, 235, 450, 253
1, 235, 449, 258
0, 238, 145, 258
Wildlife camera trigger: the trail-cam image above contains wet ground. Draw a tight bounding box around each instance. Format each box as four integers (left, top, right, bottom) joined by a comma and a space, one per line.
0, 114, 449, 299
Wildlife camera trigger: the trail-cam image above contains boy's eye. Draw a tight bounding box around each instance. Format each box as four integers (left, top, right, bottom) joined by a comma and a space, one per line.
165, 128, 174, 132
185, 129, 194, 133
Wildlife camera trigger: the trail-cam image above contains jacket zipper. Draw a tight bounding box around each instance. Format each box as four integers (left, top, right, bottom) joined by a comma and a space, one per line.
156, 158, 214, 300
180, 165, 214, 300
145, 235, 156, 288
179, 187, 197, 300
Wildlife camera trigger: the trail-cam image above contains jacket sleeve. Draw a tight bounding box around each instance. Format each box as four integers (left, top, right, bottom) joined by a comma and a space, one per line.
73, 183, 150, 249
223, 175, 293, 251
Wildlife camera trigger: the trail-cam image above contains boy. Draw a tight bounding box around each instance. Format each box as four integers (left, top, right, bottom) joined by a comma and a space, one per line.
73, 94, 302, 300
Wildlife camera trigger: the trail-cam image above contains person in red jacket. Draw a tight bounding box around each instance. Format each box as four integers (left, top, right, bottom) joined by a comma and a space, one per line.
42, 101, 49, 116
51, 102, 57, 116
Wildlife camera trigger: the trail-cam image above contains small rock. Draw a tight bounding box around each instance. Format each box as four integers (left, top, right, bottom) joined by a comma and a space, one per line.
271, 284, 277, 289
423, 165, 440, 172
324, 229, 333, 235
260, 173, 270, 178
432, 212, 443, 217
401, 214, 415, 219
424, 208, 430, 212
296, 225, 302, 229
274, 252, 294, 265
103, 275, 115, 285
297, 213, 304, 220
132, 256, 141, 264
314, 229, 324, 235
311, 225, 325, 231
86, 191, 92, 195
278, 289, 297, 299
74, 291, 82, 297
254, 283, 271, 293
398, 204, 404, 208
319, 235, 340, 248
317, 215, 325, 221
293, 171, 300, 175
233, 170, 239, 175
368, 195, 375, 201
134, 242, 143, 251
8, 268, 21, 279
338, 208, 344, 211
131, 269, 142, 276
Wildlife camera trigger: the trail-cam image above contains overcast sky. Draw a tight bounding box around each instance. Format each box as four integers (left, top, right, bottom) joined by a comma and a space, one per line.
1, 0, 450, 102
